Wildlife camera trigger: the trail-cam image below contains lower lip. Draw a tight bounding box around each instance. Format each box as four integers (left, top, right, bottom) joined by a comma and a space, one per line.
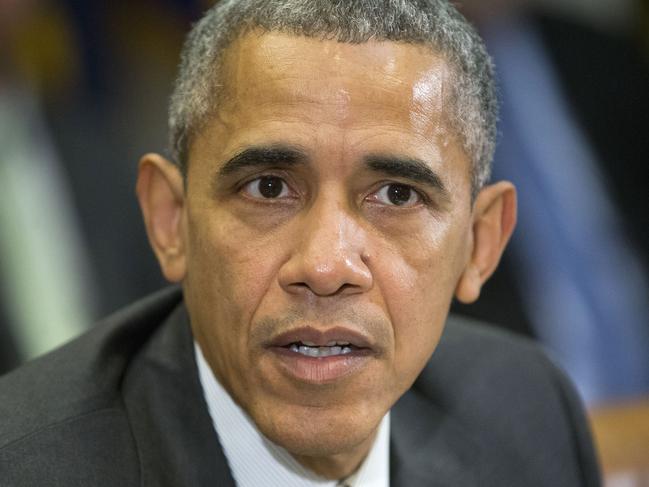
268, 347, 372, 384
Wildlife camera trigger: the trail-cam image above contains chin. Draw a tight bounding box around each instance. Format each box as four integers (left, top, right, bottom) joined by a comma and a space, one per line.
256, 402, 380, 457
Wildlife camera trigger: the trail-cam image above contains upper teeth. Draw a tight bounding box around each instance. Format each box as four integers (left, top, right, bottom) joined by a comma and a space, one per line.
290, 343, 353, 357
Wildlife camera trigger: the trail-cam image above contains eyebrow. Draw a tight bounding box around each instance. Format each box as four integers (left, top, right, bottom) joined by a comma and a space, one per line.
364, 154, 448, 197
217, 145, 308, 177
214, 145, 448, 199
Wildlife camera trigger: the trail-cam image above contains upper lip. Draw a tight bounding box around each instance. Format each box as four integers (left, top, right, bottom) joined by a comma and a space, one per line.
266, 326, 374, 350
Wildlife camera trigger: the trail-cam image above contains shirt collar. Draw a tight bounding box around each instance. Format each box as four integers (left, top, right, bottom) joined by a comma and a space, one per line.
195, 342, 390, 487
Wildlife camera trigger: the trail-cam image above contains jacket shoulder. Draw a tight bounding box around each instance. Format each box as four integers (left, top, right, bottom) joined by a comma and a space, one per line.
0, 287, 183, 484
406, 314, 601, 485
422, 314, 590, 439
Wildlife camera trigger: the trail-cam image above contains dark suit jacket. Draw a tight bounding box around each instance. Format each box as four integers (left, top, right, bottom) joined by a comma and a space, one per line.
0, 287, 601, 486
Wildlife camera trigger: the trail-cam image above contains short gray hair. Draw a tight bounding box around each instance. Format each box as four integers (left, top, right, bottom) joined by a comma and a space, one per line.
169, 0, 497, 195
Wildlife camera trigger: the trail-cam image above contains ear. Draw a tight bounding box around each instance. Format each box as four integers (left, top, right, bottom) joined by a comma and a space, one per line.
455, 181, 517, 303
136, 153, 187, 283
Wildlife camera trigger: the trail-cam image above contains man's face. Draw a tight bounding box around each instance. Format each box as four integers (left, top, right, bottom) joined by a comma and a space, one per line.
181, 33, 474, 463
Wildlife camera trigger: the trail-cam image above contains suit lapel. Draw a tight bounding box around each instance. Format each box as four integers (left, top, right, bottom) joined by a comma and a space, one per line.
390, 387, 480, 487
121, 303, 236, 487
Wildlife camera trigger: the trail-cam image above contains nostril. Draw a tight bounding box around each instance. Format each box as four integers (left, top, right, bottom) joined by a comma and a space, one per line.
286, 281, 361, 297
286, 282, 310, 293
337, 283, 358, 294
278, 241, 374, 296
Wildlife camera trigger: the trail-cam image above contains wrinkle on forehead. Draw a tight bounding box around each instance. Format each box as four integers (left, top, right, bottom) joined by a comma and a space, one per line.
215, 32, 454, 140
411, 66, 449, 138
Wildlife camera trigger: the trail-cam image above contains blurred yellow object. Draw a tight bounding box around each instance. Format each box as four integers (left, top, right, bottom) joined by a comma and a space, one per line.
111, 1, 185, 71
10, 2, 80, 94
589, 398, 649, 486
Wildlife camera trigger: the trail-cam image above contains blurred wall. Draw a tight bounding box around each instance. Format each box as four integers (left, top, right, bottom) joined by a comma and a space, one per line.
532, 0, 635, 31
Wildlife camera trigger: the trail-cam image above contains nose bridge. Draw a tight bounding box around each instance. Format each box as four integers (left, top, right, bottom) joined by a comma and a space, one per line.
305, 192, 356, 257
280, 188, 372, 296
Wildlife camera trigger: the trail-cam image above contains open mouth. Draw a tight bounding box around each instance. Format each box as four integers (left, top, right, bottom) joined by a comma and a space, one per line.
284, 341, 359, 357
268, 326, 374, 357
266, 327, 375, 383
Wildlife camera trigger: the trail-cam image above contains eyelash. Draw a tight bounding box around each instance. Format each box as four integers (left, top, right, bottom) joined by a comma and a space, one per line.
239, 174, 429, 208
238, 172, 296, 199
368, 182, 428, 208
241, 176, 292, 199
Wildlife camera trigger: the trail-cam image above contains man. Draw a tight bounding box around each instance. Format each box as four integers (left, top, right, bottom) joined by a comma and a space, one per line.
0, 1, 600, 485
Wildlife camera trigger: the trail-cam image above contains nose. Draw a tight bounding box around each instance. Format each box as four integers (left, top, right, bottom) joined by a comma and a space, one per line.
278, 197, 373, 297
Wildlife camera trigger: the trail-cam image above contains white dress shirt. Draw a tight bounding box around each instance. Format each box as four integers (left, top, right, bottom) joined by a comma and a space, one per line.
195, 343, 390, 487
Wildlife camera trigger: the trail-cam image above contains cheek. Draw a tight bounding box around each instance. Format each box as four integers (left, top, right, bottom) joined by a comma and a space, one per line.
187, 204, 281, 299
183, 201, 301, 348
374, 217, 468, 379
183, 205, 290, 395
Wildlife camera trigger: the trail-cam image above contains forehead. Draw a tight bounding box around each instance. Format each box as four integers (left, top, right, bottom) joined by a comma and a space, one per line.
215, 32, 454, 138
188, 31, 471, 194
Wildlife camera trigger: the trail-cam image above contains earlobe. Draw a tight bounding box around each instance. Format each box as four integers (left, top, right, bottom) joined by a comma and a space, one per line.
455, 265, 482, 304
455, 181, 517, 304
136, 153, 187, 283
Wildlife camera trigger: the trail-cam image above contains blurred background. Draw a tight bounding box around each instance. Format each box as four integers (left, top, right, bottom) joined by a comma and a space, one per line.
0, 0, 647, 483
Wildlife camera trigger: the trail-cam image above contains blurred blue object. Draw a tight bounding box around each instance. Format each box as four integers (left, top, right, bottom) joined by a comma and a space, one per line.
483, 14, 649, 405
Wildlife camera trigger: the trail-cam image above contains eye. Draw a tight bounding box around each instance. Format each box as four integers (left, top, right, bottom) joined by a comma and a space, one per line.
242, 176, 291, 199
371, 183, 422, 207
